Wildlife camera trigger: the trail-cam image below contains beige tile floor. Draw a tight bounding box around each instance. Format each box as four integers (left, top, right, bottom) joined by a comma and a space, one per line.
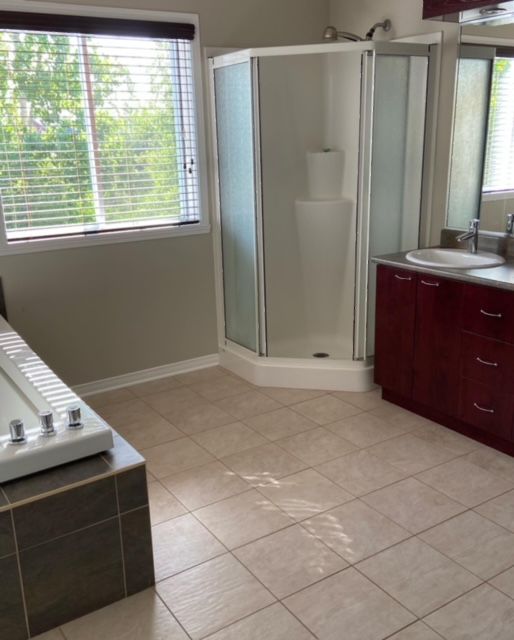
41, 367, 514, 640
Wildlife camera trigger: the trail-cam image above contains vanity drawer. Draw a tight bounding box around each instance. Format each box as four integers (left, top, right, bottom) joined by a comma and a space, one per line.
461, 332, 514, 387
461, 284, 514, 344
460, 378, 513, 440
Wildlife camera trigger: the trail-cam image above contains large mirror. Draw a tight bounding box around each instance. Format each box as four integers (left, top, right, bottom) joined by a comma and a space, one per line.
448, 22, 514, 231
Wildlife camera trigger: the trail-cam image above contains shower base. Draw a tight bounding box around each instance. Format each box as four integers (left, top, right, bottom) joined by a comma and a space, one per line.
265, 335, 353, 361
219, 343, 374, 392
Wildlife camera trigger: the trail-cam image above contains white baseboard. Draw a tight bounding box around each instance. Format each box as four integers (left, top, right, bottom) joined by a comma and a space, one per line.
74, 353, 220, 397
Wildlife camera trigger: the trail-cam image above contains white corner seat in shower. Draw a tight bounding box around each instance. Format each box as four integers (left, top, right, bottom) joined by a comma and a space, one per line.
0, 315, 113, 483
295, 196, 354, 359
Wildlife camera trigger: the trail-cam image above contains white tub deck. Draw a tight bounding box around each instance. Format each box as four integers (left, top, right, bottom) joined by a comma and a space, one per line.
0, 316, 113, 483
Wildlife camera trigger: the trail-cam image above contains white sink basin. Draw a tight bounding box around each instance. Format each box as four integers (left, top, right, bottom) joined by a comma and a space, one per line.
406, 248, 505, 269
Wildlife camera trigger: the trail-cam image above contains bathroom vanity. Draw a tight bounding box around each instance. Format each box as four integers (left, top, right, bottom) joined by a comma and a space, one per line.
374, 255, 514, 456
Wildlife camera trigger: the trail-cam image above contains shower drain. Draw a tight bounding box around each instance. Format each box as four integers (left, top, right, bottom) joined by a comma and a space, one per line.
313, 352, 330, 359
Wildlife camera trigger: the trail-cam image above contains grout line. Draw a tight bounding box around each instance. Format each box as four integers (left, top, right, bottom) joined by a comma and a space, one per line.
114, 475, 128, 598
414, 509, 514, 583
418, 475, 514, 513
382, 620, 446, 640
2, 467, 122, 512
352, 554, 485, 620
16, 514, 123, 554
421, 584, 491, 634
277, 564, 416, 636
159, 483, 253, 517
148, 479, 191, 519
153, 547, 229, 586
8, 509, 31, 639
154, 590, 193, 640
486, 578, 514, 601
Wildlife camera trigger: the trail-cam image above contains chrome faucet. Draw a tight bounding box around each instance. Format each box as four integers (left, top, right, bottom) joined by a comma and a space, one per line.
457, 218, 480, 254
507, 213, 514, 235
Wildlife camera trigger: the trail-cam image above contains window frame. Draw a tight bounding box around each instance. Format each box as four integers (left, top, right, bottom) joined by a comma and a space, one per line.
0, 1, 209, 256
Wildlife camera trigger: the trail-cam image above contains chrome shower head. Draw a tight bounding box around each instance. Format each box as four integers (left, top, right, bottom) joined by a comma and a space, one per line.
323, 26, 338, 41
322, 26, 363, 42
323, 19, 392, 43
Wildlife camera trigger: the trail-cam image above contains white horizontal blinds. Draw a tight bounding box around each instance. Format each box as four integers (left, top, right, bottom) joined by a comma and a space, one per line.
483, 56, 514, 193
0, 32, 95, 237
84, 34, 199, 226
171, 39, 200, 223
0, 19, 200, 241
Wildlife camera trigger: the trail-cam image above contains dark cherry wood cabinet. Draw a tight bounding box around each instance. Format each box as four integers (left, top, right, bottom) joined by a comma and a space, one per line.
413, 274, 462, 416
374, 266, 416, 398
375, 264, 514, 454
423, 0, 510, 20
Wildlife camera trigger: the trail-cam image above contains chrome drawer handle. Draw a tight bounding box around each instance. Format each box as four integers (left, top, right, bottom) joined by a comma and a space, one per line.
394, 274, 412, 281
476, 357, 499, 368
480, 309, 502, 319
421, 280, 440, 287
473, 402, 495, 414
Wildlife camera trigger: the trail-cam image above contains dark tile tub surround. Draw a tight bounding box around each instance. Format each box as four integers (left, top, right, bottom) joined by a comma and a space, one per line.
2, 455, 112, 504
0, 555, 27, 640
13, 477, 118, 549
21, 519, 125, 636
0, 509, 15, 559
0, 436, 154, 639
117, 465, 148, 512
121, 506, 154, 596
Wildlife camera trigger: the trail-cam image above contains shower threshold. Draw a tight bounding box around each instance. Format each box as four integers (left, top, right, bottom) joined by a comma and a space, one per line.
219, 342, 374, 392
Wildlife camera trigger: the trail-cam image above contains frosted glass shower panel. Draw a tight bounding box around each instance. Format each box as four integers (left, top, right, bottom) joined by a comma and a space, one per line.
214, 62, 258, 352
365, 54, 428, 357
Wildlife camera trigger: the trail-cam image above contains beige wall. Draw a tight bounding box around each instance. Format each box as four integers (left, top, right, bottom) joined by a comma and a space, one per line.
1, 0, 329, 386
329, 0, 460, 245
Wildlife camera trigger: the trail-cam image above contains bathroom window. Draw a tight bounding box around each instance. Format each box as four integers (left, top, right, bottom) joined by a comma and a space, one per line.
0, 11, 206, 253
483, 55, 514, 195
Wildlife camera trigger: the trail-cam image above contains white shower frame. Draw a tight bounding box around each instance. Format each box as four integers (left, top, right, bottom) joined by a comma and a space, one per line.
209, 40, 435, 391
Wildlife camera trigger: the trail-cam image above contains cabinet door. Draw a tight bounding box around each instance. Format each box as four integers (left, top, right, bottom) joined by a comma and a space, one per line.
413, 275, 463, 416
374, 265, 416, 397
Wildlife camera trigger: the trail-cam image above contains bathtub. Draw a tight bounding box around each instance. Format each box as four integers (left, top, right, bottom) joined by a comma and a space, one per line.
0, 316, 113, 483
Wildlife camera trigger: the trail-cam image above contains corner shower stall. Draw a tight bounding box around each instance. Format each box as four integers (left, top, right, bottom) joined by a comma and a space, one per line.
210, 41, 433, 391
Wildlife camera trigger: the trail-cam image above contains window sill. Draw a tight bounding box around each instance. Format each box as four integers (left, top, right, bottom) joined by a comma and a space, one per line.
482, 190, 514, 202
0, 222, 211, 256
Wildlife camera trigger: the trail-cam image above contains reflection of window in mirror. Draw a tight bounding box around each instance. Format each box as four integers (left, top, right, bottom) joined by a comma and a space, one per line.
480, 49, 514, 233
448, 34, 514, 234
483, 55, 514, 194
447, 46, 492, 231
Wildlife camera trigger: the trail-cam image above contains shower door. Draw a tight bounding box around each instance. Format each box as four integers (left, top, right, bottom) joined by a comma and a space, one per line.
212, 59, 262, 353
258, 51, 362, 360
354, 45, 432, 361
